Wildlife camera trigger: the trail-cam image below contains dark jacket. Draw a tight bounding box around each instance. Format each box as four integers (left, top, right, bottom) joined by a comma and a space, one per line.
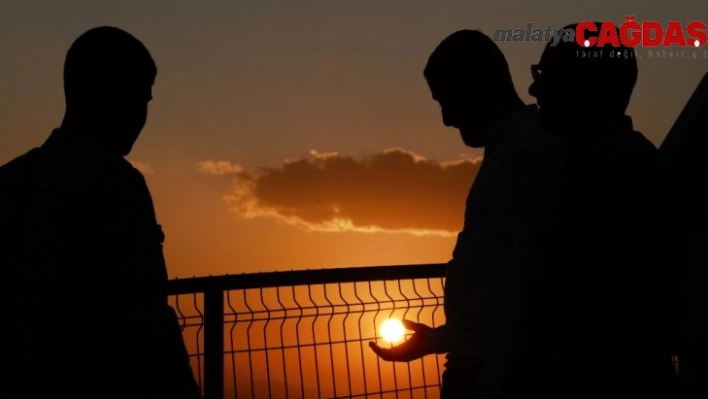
0, 128, 201, 398
481, 116, 677, 398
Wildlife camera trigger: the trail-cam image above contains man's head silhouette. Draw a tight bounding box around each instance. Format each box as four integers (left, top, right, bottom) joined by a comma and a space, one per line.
61, 26, 156, 156
425, 30, 523, 147
528, 22, 637, 137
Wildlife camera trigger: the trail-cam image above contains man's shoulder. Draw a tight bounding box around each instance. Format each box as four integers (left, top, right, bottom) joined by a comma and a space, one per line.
615, 129, 661, 167
0, 148, 42, 184
114, 157, 147, 183
491, 107, 569, 184
501, 114, 570, 188
0, 148, 42, 168
587, 128, 661, 185
103, 158, 152, 201
5, 145, 142, 175
630, 131, 663, 176
628, 129, 659, 155
510, 123, 570, 165
507, 105, 569, 150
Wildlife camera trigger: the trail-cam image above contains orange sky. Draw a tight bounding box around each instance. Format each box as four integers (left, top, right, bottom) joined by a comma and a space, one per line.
2, 1, 707, 277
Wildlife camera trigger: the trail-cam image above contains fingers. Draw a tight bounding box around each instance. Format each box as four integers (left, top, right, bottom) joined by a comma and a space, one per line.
368, 341, 381, 353
369, 341, 394, 361
401, 319, 428, 332
369, 341, 409, 362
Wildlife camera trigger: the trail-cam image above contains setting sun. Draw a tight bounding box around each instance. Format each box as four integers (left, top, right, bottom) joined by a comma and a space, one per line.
380, 319, 406, 343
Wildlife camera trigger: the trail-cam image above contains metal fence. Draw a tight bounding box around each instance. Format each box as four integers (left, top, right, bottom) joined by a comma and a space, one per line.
167, 263, 447, 399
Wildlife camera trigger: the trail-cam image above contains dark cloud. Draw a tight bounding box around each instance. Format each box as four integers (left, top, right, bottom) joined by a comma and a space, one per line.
198, 149, 480, 236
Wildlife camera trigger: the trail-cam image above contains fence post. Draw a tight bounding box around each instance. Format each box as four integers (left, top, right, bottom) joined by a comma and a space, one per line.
204, 284, 224, 399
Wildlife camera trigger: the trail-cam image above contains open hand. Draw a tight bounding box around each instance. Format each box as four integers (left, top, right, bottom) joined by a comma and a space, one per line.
368, 320, 436, 362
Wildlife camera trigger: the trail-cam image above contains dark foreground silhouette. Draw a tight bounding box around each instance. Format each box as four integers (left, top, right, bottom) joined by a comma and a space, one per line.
660, 71, 708, 399
500, 22, 678, 398
0, 27, 201, 398
369, 30, 569, 398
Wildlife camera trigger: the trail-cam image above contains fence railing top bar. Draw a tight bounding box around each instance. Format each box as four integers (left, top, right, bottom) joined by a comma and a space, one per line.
167, 263, 447, 295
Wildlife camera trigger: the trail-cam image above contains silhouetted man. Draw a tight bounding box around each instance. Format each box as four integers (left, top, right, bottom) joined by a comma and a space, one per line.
518, 22, 678, 398
369, 30, 569, 398
0, 27, 201, 398
659, 71, 708, 399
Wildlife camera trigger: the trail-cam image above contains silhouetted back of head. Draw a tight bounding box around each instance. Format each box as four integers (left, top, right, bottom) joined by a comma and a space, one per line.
64, 26, 156, 103
424, 29, 515, 96
60, 27, 156, 156
538, 23, 636, 107
529, 22, 637, 135
424, 30, 522, 147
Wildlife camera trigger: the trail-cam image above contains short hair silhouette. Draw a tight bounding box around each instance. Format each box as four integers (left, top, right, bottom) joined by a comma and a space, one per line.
424, 29, 515, 94
63, 26, 157, 102
532, 22, 637, 112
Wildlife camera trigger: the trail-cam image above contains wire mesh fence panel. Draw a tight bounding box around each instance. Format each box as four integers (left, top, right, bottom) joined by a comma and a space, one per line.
170, 292, 205, 394
168, 264, 447, 399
